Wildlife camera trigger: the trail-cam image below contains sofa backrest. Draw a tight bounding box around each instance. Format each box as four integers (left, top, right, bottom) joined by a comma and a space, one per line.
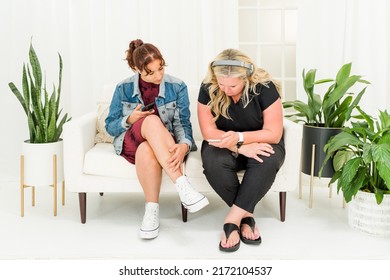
188, 86, 202, 141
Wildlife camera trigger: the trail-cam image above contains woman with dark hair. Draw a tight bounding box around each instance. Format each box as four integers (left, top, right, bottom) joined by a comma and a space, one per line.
198, 49, 285, 252
106, 39, 208, 239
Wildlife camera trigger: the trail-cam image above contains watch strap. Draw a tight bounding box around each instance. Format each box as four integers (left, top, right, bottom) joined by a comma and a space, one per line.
237, 132, 244, 148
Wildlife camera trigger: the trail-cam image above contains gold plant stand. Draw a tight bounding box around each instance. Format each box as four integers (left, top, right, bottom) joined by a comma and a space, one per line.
299, 144, 333, 208
299, 144, 343, 208
20, 154, 65, 217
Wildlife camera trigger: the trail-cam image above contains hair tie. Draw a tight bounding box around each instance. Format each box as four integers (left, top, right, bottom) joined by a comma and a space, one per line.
132, 39, 144, 49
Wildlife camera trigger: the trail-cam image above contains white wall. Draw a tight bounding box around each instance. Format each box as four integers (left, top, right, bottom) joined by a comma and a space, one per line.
0, 0, 238, 179
296, 0, 390, 116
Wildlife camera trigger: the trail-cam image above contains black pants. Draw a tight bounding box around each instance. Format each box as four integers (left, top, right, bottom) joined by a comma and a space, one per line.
201, 139, 285, 213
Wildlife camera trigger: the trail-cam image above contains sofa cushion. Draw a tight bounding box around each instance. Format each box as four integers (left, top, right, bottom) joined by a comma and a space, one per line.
184, 141, 205, 179
83, 143, 138, 179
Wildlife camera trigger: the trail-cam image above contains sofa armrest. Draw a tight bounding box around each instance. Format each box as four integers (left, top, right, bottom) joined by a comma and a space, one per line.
279, 118, 303, 190
63, 112, 98, 183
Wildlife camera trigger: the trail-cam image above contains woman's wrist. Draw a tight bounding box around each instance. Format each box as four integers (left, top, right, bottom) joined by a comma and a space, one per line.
232, 145, 240, 158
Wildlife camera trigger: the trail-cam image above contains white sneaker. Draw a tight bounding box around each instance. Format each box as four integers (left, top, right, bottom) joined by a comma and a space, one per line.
139, 202, 159, 239
175, 176, 209, 213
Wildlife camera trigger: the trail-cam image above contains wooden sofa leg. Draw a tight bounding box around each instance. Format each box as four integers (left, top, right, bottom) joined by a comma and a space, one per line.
79, 192, 87, 224
181, 203, 188, 223
279, 192, 286, 222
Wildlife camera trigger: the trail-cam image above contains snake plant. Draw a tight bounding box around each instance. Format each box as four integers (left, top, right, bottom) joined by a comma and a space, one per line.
8, 40, 71, 143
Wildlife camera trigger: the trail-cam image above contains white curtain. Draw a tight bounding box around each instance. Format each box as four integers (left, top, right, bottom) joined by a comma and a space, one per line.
296, 0, 390, 116
0, 0, 238, 178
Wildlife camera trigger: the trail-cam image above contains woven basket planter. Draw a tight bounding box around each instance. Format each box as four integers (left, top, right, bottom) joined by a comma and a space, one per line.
348, 191, 390, 238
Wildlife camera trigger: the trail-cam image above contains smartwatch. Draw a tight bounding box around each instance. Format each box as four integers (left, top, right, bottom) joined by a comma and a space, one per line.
232, 132, 244, 158
237, 132, 244, 148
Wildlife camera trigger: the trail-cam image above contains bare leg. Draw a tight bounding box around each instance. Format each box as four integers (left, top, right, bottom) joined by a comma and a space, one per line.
135, 141, 161, 239
135, 141, 162, 203
140, 115, 183, 182
138, 115, 208, 214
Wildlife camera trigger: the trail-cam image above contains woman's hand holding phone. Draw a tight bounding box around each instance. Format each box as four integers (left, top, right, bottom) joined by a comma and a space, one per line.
141, 102, 155, 112
126, 103, 155, 125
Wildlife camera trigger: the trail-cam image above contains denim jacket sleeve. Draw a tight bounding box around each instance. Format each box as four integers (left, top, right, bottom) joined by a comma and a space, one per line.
105, 84, 131, 137
172, 83, 195, 151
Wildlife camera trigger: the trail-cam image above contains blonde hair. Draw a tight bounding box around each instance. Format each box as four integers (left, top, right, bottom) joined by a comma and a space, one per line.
203, 49, 281, 120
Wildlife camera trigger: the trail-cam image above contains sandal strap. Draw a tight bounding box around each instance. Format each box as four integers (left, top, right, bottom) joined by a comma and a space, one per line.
240, 217, 256, 232
223, 223, 240, 240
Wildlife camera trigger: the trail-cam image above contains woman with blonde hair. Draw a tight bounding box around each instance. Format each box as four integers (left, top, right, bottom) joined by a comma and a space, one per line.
197, 49, 285, 252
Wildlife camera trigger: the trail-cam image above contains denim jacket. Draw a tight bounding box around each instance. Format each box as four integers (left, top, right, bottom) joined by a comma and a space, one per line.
105, 73, 196, 156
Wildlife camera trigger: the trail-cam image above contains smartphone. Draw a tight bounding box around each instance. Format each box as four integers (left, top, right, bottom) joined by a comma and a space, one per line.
141, 102, 155, 111
207, 139, 222, 143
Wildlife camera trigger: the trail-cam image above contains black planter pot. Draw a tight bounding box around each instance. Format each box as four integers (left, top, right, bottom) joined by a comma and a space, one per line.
301, 124, 342, 178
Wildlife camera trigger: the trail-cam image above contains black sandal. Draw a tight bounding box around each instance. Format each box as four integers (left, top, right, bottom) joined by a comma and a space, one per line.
219, 223, 240, 252
240, 217, 262, 245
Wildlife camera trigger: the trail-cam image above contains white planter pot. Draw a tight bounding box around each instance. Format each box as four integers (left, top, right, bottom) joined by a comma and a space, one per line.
348, 191, 390, 238
22, 140, 64, 186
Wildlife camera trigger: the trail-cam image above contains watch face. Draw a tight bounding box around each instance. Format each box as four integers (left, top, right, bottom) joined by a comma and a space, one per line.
237, 141, 244, 148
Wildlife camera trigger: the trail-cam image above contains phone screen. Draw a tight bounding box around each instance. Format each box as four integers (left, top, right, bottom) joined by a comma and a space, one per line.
141, 102, 155, 111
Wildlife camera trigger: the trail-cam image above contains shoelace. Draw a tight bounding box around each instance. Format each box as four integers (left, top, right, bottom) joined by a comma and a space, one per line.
179, 185, 202, 203
143, 208, 159, 226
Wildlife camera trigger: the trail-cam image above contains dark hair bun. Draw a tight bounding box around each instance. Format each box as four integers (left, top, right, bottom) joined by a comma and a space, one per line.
130, 39, 144, 49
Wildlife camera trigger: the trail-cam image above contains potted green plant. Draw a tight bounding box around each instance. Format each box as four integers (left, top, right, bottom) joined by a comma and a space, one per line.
283, 63, 369, 127
8, 39, 71, 216
9, 41, 70, 143
283, 63, 369, 207
284, 63, 370, 175
321, 108, 390, 237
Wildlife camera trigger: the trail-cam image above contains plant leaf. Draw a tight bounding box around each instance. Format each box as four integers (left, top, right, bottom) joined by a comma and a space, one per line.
341, 164, 366, 202
335, 62, 352, 84
328, 95, 352, 127
29, 40, 42, 92
333, 150, 354, 171
324, 132, 362, 154
374, 189, 384, 204
343, 87, 367, 123
355, 106, 374, 131
8, 82, 28, 115
323, 75, 362, 112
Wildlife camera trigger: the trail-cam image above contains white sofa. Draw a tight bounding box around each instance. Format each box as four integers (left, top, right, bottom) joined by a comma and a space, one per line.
63, 85, 302, 223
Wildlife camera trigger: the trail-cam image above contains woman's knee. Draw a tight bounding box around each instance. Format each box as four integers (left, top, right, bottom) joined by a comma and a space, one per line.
141, 115, 163, 130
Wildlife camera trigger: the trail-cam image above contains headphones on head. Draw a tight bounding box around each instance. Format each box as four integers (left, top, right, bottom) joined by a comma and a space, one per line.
211, 60, 254, 76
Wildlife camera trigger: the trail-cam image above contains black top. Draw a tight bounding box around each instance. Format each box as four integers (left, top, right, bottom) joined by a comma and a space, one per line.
198, 82, 280, 132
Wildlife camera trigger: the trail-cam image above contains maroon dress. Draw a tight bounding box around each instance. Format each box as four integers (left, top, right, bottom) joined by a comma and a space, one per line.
120, 77, 159, 164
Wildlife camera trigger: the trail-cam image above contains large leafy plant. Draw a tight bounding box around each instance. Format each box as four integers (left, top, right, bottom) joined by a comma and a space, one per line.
8, 41, 70, 143
321, 108, 390, 204
283, 63, 370, 127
